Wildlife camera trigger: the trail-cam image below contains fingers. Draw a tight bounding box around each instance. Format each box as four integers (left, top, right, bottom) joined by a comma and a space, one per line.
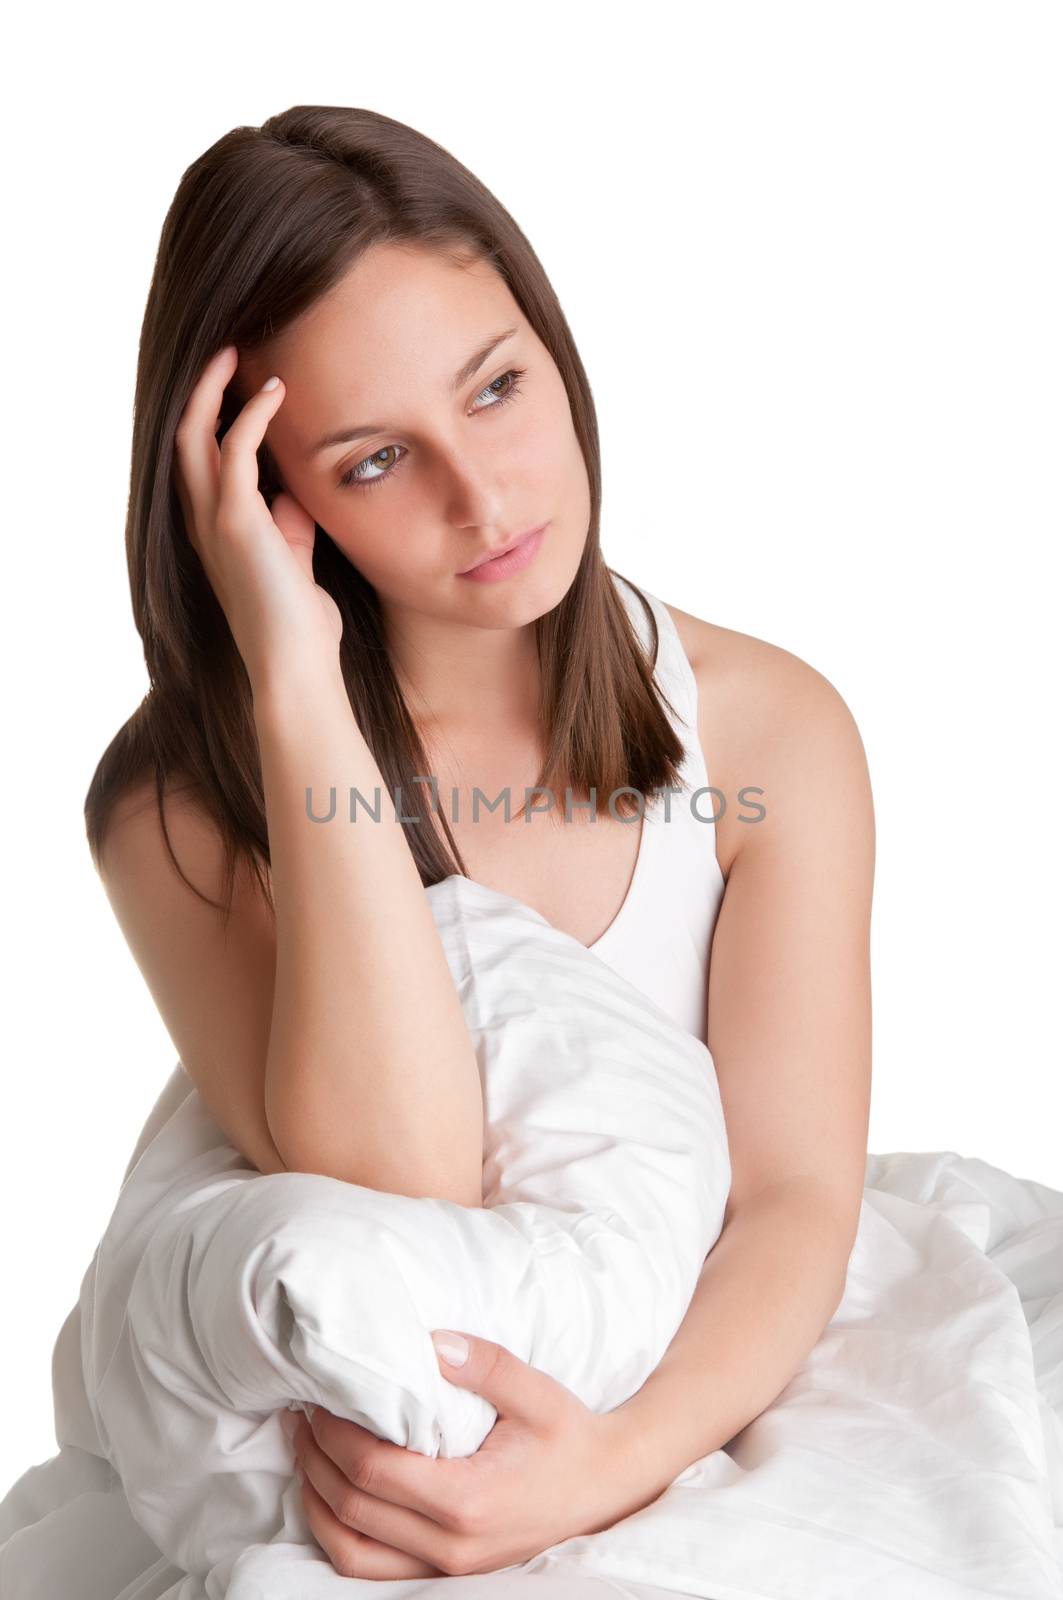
297, 1436, 448, 1579
305, 1406, 471, 1528
173, 346, 236, 546
216, 369, 287, 526
172, 345, 285, 554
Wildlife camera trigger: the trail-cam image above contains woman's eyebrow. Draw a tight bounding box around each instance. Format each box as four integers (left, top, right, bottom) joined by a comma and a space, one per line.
306, 326, 519, 459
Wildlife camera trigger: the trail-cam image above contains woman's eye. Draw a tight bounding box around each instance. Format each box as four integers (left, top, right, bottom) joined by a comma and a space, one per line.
338, 368, 527, 492
339, 444, 401, 492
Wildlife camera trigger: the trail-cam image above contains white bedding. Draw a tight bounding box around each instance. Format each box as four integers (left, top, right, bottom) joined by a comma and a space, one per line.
2, 874, 1061, 1600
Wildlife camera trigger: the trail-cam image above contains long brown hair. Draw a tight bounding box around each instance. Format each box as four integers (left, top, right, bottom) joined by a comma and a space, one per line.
84, 105, 687, 920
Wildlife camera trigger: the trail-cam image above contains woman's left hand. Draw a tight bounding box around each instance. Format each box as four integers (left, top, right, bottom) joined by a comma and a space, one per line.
285, 1329, 663, 1579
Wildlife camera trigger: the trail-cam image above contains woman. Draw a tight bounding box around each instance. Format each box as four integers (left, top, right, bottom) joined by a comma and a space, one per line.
84, 104, 874, 1581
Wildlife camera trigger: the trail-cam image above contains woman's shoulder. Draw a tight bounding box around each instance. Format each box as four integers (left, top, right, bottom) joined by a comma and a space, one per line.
661, 600, 850, 712
84, 702, 224, 888
658, 598, 870, 878
84, 689, 238, 880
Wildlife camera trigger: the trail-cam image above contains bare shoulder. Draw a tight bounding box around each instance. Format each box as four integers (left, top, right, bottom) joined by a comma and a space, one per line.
660, 600, 857, 722
660, 601, 873, 879
96, 777, 275, 974
99, 778, 253, 901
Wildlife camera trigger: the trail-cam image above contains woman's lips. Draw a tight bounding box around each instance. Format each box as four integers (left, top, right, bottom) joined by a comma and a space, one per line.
457, 523, 547, 583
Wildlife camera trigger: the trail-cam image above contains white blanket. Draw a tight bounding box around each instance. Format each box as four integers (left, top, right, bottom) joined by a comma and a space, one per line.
2, 875, 1061, 1600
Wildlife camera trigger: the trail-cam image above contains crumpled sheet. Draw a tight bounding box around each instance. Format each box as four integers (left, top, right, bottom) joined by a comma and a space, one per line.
2, 880, 1061, 1599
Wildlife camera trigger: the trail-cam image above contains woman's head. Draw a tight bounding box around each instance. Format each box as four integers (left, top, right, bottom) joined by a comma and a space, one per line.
144, 104, 605, 690
231, 240, 592, 639
85, 105, 684, 909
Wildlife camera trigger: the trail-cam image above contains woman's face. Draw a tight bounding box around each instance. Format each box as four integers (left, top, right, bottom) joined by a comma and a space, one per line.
236, 243, 591, 629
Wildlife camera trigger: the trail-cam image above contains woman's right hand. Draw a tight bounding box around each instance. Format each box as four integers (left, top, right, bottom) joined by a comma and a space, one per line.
174, 344, 344, 690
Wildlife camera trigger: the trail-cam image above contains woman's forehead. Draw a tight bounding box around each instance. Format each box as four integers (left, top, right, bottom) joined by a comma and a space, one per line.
237, 255, 525, 439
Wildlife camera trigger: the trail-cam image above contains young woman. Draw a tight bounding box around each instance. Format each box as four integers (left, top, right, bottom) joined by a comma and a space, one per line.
84, 104, 874, 1581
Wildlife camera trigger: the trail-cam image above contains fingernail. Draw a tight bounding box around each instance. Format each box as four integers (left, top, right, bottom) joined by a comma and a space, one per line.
260, 376, 280, 392
432, 1330, 469, 1367
280, 1410, 298, 1441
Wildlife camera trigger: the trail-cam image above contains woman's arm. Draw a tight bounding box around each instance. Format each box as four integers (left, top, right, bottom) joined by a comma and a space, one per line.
610, 1178, 856, 1487
614, 635, 875, 1487
254, 662, 484, 1206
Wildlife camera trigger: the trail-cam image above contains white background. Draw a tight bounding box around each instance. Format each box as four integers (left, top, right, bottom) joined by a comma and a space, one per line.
2, 0, 1060, 1490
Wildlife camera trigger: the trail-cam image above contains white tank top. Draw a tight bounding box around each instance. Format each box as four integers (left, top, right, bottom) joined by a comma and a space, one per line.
583, 571, 726, 1042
